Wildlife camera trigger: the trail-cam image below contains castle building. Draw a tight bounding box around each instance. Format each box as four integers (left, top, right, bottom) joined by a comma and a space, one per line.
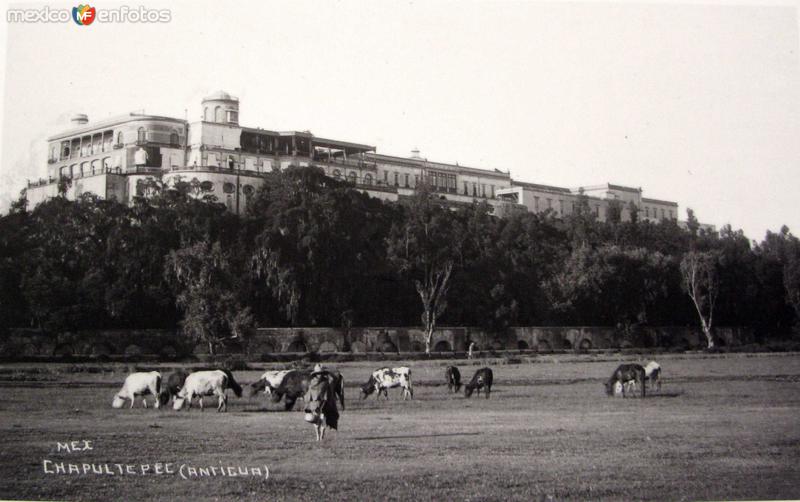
25, 91, 697, 227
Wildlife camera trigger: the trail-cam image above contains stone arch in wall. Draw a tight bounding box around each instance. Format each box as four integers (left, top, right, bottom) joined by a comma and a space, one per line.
410, 342, 424, 352
537, 340, 552, 352
124, 344, 143, 356
434, 340, 452, 352
91, 342, 114, 357
287, 340, 308, 353
350, 341, 367, 353
578, 338, 592, 351
517, 340, 530, 350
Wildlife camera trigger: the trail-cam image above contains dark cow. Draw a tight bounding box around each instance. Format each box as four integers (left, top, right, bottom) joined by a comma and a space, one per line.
465, 367, 493, 398
605, 363, 646, 398
445, 366, 462, 393
303, 370, 341, 441
269, 368, 345, 411
158, 370, 189, 407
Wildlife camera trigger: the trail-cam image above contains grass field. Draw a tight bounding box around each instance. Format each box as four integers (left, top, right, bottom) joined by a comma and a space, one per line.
1, 353, 799, 501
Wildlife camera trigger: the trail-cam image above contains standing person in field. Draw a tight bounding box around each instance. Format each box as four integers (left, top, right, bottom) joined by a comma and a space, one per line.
468, 342, 476, 359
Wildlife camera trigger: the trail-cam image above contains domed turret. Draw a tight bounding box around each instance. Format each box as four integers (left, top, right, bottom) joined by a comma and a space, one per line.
70, 113, 89, 126
201, 91, 239, 125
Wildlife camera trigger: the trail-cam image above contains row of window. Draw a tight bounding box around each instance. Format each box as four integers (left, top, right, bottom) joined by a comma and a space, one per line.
58, 157, 114, 178
52, 128, 181, 162
374, 170, 497, 198
645, 207, 674, 219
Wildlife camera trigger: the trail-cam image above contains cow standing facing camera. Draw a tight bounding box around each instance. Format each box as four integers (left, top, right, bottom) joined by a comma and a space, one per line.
465, 367, 493, 398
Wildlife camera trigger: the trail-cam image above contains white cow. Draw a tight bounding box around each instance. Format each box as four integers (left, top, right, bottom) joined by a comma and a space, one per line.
112, 371, 162, 409
173, 370, 242, 412
360, 367, 413, 400
644, 361, 662, 392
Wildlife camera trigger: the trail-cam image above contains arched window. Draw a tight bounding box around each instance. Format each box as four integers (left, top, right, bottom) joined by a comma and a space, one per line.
203, 107, 210, 121
102, 157, 110, 171
90, 159, 99, 174
332, 169, 341, 179
116, 131, 124, 146
348, 171, 357, 184
137, 128, 146, 143
215, 106, 223, 123
363, 173, 373, 185
170, 131, 179, 146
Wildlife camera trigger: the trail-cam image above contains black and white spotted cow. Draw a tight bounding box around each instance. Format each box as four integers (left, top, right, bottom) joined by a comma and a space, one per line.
360, 367, 413, 400
605, 363, 646, 398
644, 361, 662, 392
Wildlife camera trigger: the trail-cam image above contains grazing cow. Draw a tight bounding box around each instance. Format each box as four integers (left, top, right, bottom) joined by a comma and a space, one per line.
173, 370, 243, 412
112, 371, 162, 409
644, 361, 662, 392
247, 370, 292, 398
303, 370, 341, 441
267, 368, 345, 411
605, 363, 646, 398
360, 367, 413, 400
158, 370, 189, 407
464, 367, 493, 398
445, 366, 462, 393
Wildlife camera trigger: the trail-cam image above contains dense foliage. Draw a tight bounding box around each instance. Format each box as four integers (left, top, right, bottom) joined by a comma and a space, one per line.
2, 166, 799, 349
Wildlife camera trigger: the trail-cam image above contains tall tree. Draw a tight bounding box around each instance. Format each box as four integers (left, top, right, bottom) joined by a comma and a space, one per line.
680, 250, 720, 348
165, 240, 253, 354
387, 183, 458, 353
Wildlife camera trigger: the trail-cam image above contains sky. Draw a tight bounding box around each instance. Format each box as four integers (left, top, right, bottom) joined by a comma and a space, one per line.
0, 0, 798, 241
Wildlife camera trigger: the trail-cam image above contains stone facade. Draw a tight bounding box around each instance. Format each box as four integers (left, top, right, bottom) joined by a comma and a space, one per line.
23, 91, 701, 227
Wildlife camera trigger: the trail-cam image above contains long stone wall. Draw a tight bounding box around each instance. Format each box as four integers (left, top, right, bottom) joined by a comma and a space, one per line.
1, 325, 754, 359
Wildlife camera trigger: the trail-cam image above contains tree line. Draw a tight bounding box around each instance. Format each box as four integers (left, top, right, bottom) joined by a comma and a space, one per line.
1, 166, 799, 353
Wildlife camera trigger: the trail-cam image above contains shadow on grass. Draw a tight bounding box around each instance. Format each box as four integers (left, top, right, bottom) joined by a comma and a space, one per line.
353, 432, 482, 441
645, 391, 684, 398
240, 407, 291, 413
